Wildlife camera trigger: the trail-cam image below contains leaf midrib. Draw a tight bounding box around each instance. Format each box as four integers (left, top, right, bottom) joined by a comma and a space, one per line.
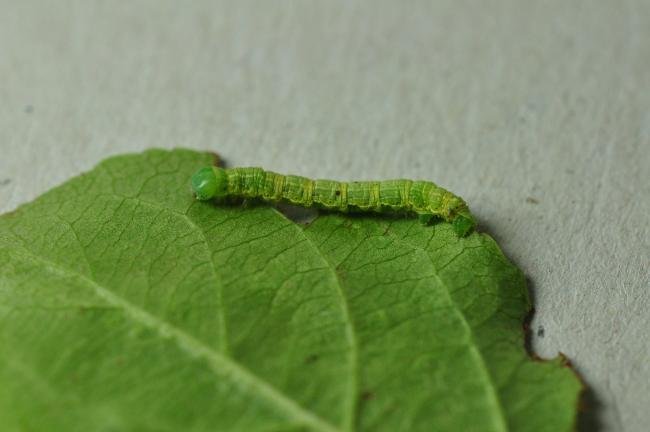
7, 247, 340, 432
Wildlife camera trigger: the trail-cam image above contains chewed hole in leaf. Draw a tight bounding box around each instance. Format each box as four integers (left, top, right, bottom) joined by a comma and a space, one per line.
275, 203, 320, 225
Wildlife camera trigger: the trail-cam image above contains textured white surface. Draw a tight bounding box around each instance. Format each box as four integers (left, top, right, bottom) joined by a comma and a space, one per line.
0, 1, 648, 430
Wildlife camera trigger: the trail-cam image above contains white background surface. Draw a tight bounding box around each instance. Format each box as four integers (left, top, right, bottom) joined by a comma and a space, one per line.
1, 1, 648, 431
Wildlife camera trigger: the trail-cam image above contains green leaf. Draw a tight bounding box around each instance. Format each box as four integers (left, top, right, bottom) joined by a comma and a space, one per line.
0, 149, 581, 432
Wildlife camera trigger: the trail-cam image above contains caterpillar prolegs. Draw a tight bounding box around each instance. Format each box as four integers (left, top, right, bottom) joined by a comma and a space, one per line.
191, 166, 476, 236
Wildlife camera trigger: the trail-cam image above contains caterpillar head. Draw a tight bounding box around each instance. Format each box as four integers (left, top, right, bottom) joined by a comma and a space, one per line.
191, 166, 229, 200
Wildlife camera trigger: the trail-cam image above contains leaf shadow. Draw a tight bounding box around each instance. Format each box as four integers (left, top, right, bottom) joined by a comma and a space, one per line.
576, 386, 604, 432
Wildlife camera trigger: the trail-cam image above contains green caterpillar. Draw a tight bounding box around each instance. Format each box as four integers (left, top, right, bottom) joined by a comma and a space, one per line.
191, 166, 476, 236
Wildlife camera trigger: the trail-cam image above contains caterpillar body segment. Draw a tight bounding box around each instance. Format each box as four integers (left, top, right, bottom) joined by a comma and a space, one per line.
191, 166, 476, 236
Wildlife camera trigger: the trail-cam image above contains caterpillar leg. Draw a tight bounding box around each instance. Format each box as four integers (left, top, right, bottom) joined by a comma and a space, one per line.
417, 213, 434, 225
452, 214, 476, 237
